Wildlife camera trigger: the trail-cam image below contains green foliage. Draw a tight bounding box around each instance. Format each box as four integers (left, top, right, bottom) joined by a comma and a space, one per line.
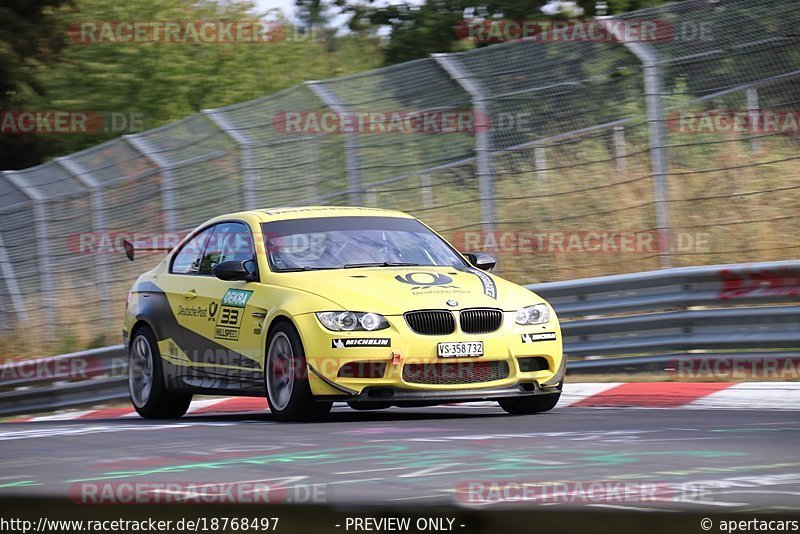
341, 0, 671, 65
0, 0, 73, 169
367, 0, 483, 64
1, 0, 383, 170
296, 0, 330, 31
0, 0, 71, 100
579, 0, 669, 17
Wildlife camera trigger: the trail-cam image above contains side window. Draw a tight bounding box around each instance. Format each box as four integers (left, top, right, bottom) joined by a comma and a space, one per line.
198, 222, 254, 276
171, 226, 216, 275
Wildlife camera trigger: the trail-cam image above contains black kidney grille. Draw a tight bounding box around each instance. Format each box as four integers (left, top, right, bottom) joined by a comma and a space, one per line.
403, 361, 509, 385
459, 308, 503, 334
404, 310, 456, 335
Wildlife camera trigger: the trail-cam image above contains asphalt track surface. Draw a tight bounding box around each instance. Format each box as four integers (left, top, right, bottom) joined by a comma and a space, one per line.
1, 405, 799, 512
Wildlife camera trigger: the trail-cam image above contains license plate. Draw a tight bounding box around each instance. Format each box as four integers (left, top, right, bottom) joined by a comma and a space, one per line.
437, 341, 483, 358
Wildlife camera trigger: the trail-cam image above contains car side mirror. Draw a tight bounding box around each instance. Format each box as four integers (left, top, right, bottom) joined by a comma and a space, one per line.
463, 252, 496, 272
122, 240, 135, 261
213, 260, 257, 282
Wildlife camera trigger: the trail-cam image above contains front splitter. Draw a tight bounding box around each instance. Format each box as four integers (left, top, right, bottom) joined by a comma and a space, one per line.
316, 382, 561, 405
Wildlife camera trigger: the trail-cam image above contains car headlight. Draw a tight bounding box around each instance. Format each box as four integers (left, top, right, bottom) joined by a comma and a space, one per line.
515, 304, 550, 325
316, 311, 390, 331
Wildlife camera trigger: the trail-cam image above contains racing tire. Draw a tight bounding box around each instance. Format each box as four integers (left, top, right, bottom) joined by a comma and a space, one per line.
498, 392, 560, 415
265, 321, 332, 422
128, 326, 192, 419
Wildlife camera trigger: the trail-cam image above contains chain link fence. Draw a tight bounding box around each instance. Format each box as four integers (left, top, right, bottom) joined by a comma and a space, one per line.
1, 0, 798, 352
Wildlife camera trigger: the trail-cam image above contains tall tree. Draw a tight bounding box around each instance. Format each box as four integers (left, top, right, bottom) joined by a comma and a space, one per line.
581, 0, 671, 16
296, 0, 329, 32
0, 0, 73, 169
345, 0, 671, 65
1, 0, 382, 170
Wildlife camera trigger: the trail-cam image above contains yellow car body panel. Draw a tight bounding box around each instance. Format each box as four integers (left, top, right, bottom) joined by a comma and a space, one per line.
123, 207, 564, 409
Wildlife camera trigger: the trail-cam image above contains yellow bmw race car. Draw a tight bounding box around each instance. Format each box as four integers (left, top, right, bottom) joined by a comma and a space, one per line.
123, 207, 564, 421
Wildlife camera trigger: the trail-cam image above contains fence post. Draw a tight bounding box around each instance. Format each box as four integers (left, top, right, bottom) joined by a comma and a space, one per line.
306, 81, 363, 206
0, 231, 26, 322
2, 170, 56, 339
432, 54, 496, 232
613, 125, 627, 174
420, 174, 433, 209
599, 18, 672, 268
534, 144, 548, 182
746, 87, 761, 152
125, 135, 180, 235
203, 109, 258, 210
303, 135, 321, 204
364, 188, 377, 207
55, 157, 113, 325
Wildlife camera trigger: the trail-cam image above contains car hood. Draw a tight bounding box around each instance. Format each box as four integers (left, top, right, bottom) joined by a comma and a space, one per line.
268, 266, 539, 314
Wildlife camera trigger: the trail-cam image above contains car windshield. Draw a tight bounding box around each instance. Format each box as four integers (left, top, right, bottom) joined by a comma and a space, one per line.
262, 216, 467, 272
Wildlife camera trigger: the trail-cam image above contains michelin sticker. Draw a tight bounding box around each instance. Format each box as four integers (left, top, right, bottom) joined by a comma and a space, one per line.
521, 332, 557, 343
332, 338, 391, 348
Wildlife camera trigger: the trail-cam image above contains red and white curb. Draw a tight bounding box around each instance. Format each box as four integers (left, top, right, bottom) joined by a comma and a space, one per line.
11, 382, 800, 422
562, 381, 800, 409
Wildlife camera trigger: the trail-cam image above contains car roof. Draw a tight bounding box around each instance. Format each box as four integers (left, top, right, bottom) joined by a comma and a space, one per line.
248, 206, 416, 222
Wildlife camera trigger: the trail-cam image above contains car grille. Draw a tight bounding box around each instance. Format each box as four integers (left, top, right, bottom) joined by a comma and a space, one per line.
459, 308, 503, 334
402, 361, 509, 385
404, 310, 456, 335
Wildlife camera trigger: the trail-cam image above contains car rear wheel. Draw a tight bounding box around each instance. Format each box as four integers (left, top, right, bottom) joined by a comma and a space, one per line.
265, 322, 332, 422
498, 392, 560, 415
129, 326, 192, 419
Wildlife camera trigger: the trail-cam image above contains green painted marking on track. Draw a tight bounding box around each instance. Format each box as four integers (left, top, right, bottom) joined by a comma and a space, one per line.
67, 445, 408, 482
556, 449, 748, 465
0, 480, 40, 489
711, 427, 800, 432
603, 462, 800, 478
66, 445, 749, 483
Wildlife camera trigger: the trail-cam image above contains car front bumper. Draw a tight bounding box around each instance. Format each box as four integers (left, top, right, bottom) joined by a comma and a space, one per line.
316, 380, 562, 405
293, 311, 565, 400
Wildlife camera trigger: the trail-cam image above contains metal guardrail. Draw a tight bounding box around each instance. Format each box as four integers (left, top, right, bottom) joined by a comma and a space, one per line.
528, 259, 800, 317
527, 258, 800, 367
566, 352, 800, 375
1, 260, 798, 417
0, 345, 127, 417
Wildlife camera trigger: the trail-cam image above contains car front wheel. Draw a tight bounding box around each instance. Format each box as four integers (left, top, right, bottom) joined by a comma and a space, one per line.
265, 321, 332, 422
